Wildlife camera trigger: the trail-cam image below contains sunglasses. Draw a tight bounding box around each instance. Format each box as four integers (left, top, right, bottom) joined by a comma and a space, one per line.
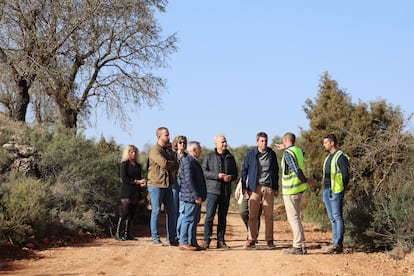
178, 141, 187, 145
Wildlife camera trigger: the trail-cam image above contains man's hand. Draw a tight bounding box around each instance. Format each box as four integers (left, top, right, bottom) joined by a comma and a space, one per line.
275, 143, 285, 150
219, 173, 232, 182
195, 197, 202, 205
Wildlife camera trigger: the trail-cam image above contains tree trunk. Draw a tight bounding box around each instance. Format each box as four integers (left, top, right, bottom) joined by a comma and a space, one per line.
13, 78, 30, 122
56, 101, 78, 129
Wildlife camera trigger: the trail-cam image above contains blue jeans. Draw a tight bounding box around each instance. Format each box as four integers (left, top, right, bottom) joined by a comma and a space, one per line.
323, 188, 345, 245
203, 192, 230, 242
172, 187, 180, 237
179, 201, 201, 245
148, 186, 177, 243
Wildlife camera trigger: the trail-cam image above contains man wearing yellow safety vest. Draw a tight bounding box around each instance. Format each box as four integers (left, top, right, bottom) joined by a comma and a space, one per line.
322, 134, 350, 254
276, 132, 316, 255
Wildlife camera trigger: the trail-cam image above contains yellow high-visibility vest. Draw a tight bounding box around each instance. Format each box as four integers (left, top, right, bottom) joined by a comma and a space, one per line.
281, 146, 308, 195
323, 150, 349, 193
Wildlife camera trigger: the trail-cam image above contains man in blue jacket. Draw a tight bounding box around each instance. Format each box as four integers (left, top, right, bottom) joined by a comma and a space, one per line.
242, 132, 279, 249
178, 141, 207, 251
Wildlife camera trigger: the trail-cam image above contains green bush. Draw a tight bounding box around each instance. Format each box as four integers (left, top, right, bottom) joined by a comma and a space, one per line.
0, 176, 50, 244
0, 147, 11, 174
25, 127, 122, 235
345, 196, 376, 251
370, 168, 414, 251
0, 125, 150, 243
345, 164, 414, 253
50, 150, 120, 234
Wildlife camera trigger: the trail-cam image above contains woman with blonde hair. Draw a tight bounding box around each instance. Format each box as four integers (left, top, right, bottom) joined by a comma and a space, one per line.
115, 145, 147, 240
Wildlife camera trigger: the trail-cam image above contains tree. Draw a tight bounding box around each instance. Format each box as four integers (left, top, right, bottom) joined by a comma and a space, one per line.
0, 52, 31, 122
302, 71, 409, 195
301, 71, 353, 180
0, 0, 177, 129
301, 71, 412, 250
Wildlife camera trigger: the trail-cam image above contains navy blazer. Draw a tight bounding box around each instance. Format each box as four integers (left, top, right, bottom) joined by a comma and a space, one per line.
241, 147, 279, 192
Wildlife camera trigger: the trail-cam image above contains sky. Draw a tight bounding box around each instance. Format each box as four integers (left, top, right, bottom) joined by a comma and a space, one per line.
85, 1, 414, 151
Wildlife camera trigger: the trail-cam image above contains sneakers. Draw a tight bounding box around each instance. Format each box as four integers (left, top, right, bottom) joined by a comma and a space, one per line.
283, 247, 306, 255
243, 240, 256, 249
152, 240, 164, 246
325, 244, 343, 254
217, 241, 230, 249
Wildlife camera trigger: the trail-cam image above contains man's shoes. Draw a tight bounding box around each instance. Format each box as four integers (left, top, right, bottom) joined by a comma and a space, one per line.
179, 244, 200, 251
217, 241, 230, 249
283, 247, 305, 255
325, 244, 343, 254
193, 243, 206, 251
243, 240, 256, 249
125, 235, 137, 241
168, 239, 179, 246
152, 240, 164, 246
201, 240, 210, 249
267, 240, 276, 250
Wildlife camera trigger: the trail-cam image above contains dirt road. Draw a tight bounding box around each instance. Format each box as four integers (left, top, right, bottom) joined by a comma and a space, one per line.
1, 211, 413, 275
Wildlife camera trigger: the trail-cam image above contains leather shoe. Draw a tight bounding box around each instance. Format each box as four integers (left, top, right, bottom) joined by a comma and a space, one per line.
201, 240, 210, 249
217, 241, 230, 249
267, 240, 276, 249
193, 244, 206, 251
243, 240, 256, 249
169, 239, 179, 246
179, 244, 200, 251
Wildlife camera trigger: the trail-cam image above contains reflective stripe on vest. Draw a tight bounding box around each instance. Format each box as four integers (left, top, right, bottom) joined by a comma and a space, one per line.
323, 150, 349, 193
281, 146, 308, 195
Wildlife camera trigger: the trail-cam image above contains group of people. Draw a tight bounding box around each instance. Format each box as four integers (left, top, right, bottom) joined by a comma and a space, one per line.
115, 127, 349, 255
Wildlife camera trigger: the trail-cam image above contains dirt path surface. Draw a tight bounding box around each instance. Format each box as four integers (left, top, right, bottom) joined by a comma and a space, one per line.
1, 211, 413, 276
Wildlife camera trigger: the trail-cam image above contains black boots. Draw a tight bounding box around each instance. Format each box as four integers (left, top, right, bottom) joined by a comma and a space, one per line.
114, 218, 123, 241
125, 219, 137, 240
115, 218, 137, 241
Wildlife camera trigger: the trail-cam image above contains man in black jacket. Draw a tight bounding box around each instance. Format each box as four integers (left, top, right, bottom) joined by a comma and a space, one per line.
202, 135, 237, 249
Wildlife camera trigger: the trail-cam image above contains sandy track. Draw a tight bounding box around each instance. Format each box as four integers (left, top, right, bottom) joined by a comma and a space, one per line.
1, 211, 413, 276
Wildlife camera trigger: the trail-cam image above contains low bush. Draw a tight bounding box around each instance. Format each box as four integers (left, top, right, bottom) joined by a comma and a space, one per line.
370, 167, 414, 252
0, 176, 50, 244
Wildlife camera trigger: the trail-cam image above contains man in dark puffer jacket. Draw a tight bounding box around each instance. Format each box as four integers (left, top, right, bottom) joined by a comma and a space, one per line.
202, 135, 237, 249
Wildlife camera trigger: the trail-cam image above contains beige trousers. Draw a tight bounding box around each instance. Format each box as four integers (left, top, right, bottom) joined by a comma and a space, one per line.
248, 185, 274, 242
283, 193, 305, 248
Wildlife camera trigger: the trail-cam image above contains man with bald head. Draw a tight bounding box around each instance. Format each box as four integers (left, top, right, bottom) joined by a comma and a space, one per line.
201, 135, 237, 249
